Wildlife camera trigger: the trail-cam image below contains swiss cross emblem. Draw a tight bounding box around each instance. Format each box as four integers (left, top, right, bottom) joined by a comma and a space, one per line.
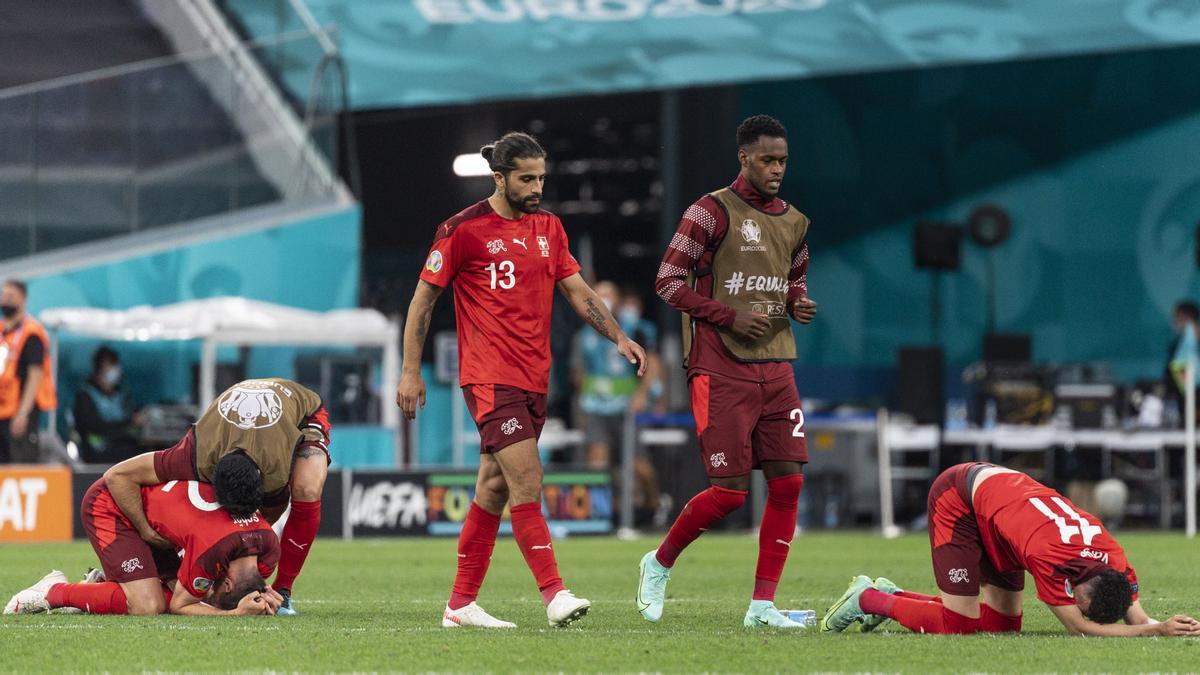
537, 235, 550, 257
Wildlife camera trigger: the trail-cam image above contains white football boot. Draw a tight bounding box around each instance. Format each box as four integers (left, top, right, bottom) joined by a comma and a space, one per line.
4, 570, 68, 615
547, 590, 590, 627
442, 602, 517, 628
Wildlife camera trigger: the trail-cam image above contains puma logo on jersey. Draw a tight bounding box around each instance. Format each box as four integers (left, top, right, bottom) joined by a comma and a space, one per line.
512, 237, 528, 249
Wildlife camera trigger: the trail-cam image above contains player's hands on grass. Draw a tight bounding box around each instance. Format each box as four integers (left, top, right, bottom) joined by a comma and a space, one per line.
233, 591, 273, 616
1156, 615, 1200, 636
617, 336, 647, 377
791, 297, 817, 324
139, 527, 173, 550
396, 371, 426, 420
730, 310, 770, 341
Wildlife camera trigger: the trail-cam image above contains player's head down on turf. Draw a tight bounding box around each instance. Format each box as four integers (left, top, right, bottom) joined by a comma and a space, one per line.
1074, 567, 1134, 624
209, 557, 268, 611
482, 132, 546, 215
213, 451, 264, 518
736, 114, 788, 198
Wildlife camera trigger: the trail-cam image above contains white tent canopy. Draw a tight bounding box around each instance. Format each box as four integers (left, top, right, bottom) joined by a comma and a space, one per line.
41, 296, 401, 430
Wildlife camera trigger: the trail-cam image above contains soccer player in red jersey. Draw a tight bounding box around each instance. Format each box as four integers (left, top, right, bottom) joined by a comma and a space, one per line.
822, 463, 1200, 637
5, 479, 281, 617
397, 132, 647, 628
636, 115, 817, 628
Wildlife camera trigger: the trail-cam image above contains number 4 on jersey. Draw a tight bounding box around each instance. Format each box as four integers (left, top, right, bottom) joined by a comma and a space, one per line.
1029, 496, 1101, 545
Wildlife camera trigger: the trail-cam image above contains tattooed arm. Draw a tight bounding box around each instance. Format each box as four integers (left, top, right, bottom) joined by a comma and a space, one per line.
396, 280, 445, 420
557, 272, 647, 376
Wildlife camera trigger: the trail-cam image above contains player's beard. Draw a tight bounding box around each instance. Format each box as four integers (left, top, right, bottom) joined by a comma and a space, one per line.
505, 187, 541, 214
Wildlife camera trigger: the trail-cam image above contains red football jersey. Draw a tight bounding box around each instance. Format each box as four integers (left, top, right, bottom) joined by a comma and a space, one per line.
419, 200, 581, 393
974, 472, 1138, 606
143, 480, 280, 598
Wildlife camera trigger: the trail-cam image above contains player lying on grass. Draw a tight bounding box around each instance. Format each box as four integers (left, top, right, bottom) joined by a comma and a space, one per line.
821, 462, 1200, 637
102, 378, 331, 616
4, 478, 281, 616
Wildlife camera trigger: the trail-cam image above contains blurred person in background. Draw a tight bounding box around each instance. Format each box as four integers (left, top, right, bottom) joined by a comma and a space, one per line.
73, 346, 141, 464
0, 279, 56, 464
1166, 300, 1199, 411
636, 115, 817, 629
571, 282, 664, 521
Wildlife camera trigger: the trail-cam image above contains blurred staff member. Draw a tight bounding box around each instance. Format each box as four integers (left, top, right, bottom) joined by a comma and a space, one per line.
0, 279, 56, 464
1167, 300, 1199, 405
570, 283, 663, 515
74, 346, 140, 464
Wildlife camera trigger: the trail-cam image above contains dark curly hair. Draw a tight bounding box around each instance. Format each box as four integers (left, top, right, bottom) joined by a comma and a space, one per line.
480, 132, 545, 176
736, 114, 787, 148
213, 451, 263, 518
1081, 568, 1133, 624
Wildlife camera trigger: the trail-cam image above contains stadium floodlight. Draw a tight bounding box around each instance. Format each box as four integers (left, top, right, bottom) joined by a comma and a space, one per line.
453, 153, 490, 177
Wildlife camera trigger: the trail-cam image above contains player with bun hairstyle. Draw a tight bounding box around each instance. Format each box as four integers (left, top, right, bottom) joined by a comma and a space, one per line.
398, 131, 647, 628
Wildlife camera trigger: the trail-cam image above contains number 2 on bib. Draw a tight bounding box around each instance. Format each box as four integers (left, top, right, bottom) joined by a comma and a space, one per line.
486, 261, 515, 290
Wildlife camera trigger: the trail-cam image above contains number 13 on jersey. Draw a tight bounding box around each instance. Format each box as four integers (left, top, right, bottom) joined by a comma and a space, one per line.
486, 261, 515, 290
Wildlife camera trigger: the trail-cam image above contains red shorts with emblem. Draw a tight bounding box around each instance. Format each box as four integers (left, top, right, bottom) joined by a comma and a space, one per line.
79, 479, 180, 585
928, 463, 1024, 596
462, 384, 546, 454
689, 373, 807, 478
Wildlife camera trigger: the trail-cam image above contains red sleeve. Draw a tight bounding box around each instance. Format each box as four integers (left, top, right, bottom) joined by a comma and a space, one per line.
786, 236, 810, 314
257, 531, 280, 579
554, 218, 581, 281
297, 405, 331, 453
655, 197, 736, 327
153, 439, 198, 482
418, 225, 462, 288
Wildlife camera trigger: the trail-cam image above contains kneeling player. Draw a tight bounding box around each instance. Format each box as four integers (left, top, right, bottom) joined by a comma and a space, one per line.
103, 377, 331, 615
4, 478, 281, 617
821, 463, 1200, 637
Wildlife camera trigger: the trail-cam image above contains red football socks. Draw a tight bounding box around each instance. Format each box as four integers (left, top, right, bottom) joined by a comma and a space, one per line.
46, 582, 129, 614
980, 603, 1022, 632
448, 502, 501, 610
656, 486, 747, 568
753, 474, 803, 601
860, 589, 978, 634
274, 499, 321, 593
510, 501, 565, 604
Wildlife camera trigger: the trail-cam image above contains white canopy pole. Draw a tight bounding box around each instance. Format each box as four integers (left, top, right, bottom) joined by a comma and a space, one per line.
200, 337, 218, 409
381, 319, 402, 464
1186, 360, 1196, 539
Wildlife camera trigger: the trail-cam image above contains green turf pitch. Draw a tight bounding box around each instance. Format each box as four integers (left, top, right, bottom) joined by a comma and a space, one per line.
2, 532, 1198, 673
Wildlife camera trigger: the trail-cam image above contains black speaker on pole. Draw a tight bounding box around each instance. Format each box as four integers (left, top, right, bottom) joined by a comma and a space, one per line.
914, 222, 963, 270
896, 346, 945, 425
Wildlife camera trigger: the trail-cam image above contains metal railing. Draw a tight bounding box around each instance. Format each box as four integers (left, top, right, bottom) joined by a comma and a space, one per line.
0, 30, 343, 262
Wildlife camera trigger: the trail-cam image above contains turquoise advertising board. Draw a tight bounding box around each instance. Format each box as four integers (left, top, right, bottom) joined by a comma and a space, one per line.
227, 0, 1200, 109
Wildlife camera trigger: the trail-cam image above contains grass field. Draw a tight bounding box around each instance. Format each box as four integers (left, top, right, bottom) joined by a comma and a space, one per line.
2, 532, 1199, 672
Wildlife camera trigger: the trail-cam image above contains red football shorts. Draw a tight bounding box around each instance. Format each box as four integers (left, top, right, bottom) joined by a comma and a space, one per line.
928, 463, 1024, 596
462, 384, 546, 454
689, 373, 808, 478
79, 479, 179, 585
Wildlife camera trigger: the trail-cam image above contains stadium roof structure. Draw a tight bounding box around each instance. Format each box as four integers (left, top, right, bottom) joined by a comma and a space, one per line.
226, 0, 1200, 109
41, 296, 401, 430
